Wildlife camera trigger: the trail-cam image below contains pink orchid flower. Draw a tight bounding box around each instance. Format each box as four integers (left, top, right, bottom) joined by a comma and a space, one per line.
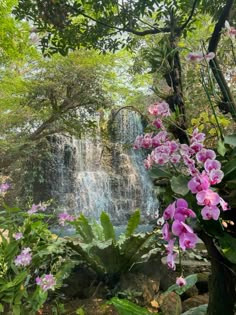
166, 238, 176, 254
162, 222, 171, 241
191, 129, 206, 143
188, 174, 210, 194
201, 205, 220, 220
220, 198, 230, 211
179, 232, 198, 250
196, 149, 216, 163
141, 134, 153, 149
196, 189, 220, 206
133, 135, 143, 149
174, 199, 196, 221
163, 202, 176, 220
176, 276, 186, 287
167, 252, 177, 270
172, 220, 194, 237
225, 21, 236, 37
204, 159, 221, 172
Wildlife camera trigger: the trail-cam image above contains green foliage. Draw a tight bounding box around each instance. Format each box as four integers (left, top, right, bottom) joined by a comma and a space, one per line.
75, 214, 95, 243
170, 175, 189, 196
0, 0, 37, 64
76, 307, 85, 315
125, 210, 140, 237
13, 0, 209, 55
224, 134, 236, 147
0, 204, 77, 314
100, 211, 115, 241
216, 233, 236, 264
107, 297, 158, 315
68, 211, 162, 282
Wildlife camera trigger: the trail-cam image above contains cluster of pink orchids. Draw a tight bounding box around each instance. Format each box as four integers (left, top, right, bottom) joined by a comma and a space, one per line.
134, 100, 231, 284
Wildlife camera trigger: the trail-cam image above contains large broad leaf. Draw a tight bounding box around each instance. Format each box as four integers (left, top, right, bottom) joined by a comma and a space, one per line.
67, 239, 106, 274
222, 158, 236, 178
166, 274, 198, 295
100, 212, 115, 241
125, 210, 140, 237
201, 219, 224, 237
74, 214, 94, 243
107, 297, 158, 315
119, 232, 159, 271
148, 166, 171, 179
89, 240, 123, 274
217, 140, 227, 156
224, 134, 236, 147
170, 175, 189, 196
216, 233, 236, 264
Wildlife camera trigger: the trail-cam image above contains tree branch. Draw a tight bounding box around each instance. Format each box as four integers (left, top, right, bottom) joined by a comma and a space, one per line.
125, 26, 170, 36
179, 0, 199, 32
80, 12, 170, 36
208, 0, 234, 53
207, 0, 236, 119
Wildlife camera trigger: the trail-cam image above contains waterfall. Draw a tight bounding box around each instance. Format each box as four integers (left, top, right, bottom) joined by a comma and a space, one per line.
41, 109, 159, 224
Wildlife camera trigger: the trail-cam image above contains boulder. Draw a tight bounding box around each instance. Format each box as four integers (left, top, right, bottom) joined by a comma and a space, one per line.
182, 294, 209, 312
158, 291, 182, 315
181, 304, 207, 315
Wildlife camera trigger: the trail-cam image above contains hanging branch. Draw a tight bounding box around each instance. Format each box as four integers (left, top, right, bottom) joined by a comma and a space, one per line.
208, 0, 236, 120
178, 0, 199, 32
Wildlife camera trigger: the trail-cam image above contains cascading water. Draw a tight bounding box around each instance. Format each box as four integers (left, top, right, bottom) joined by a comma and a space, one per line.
41, 109, 159, 224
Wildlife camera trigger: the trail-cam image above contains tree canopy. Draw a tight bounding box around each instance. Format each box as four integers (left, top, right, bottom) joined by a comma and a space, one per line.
14, 0, 227, 54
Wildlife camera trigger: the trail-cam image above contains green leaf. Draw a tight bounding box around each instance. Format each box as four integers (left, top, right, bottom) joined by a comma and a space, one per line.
76, 307, 85, 315
166, 274, 198, 295
216, 233, 236, 264
148, 166, 171, 179
0, 304, 4, 313
100, 211, 115, 241
170, 175, 189, 196
224, 134, 236, 147
107, 297, 158, 315
0, 271, 27, 293
222, 159, 236, 178
125, 210, 140, 237
13, 304, 21, 315
2, 203, 21, 212
74, 214, 94, 243
217, 140, 227, 156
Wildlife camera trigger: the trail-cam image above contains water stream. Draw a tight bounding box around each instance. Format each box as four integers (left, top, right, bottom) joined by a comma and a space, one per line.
40, 109, 158, 224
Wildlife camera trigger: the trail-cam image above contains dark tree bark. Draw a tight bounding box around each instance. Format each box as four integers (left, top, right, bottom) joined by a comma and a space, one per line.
208, 0, 236, 119
164, 9, 189, 144
200, 231, 236, 315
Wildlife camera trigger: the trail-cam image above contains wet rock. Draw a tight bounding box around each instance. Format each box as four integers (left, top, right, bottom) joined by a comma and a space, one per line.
181, 285, 199, 300
181, 304, 207, 315
182, 294, 209, 312
118, 272, 160, 305
196, 272, 209, 294
61, 266, 97, 298
158, 292, 182, 315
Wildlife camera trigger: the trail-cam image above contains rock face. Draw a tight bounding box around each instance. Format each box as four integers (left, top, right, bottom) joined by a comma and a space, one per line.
34, 110, 158, 224
182, 294, 209, 312
159, 291, 182, 315
181, 304, 208, 315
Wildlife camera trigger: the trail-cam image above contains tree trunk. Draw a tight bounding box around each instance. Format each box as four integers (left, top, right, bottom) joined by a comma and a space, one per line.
200, 231, 236, 315
164, 18, 189, 144
208, 0, 236, 119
